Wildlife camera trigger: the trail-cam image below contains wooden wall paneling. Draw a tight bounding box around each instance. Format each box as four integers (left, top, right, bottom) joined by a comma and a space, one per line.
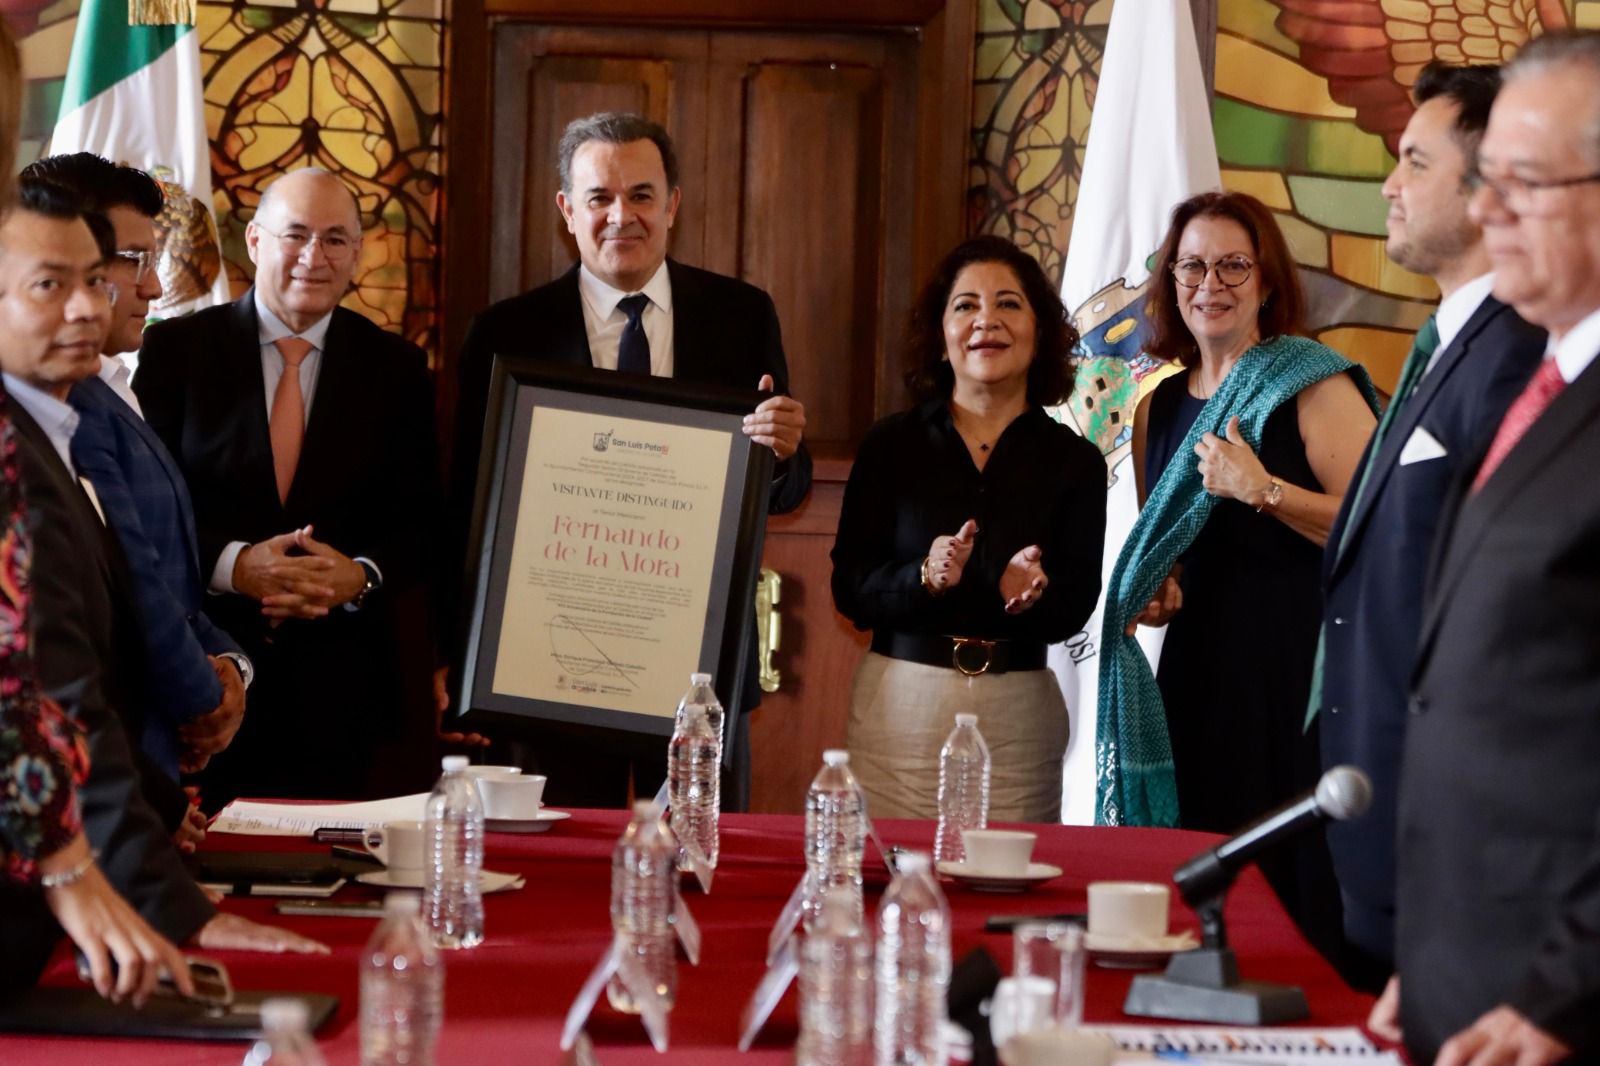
736, 51, 883, 449
488, 26, 711, 303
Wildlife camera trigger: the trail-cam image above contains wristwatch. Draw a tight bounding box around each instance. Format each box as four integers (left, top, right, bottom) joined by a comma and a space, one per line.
349, 559, 381, 611
218, 651, 254, 690
1256, 476, 1284, 513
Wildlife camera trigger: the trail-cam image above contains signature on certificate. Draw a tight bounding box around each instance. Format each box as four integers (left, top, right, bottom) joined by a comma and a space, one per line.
547, 614, 639, 689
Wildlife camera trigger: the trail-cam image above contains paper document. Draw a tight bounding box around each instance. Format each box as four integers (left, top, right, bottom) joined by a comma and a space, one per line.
210, 794, 430, 836
1088, 1025, 1401, 1065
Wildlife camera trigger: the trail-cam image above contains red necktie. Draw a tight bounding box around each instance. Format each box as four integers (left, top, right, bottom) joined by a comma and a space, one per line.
270, 337, 314, 503
1472, 358, 1566, 492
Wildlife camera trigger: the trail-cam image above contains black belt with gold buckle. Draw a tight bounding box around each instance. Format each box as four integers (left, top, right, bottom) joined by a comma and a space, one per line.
871, 631, 1048, 676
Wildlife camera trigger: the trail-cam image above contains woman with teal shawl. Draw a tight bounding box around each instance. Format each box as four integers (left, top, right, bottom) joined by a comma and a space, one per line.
1096, 192, 1378, 957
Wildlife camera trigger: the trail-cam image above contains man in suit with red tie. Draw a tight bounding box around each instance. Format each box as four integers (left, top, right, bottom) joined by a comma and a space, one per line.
448, 112, 811, 809
1368, 30, 1600, 1066
135, 168, 443, 809
1310, 64, 1544, 991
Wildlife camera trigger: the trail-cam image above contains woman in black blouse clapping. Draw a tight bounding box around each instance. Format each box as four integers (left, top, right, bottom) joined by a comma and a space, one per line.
830, 235, 1106, 821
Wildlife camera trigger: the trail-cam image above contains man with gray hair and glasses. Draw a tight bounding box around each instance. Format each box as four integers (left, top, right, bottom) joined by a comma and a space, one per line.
1369, 29, 1600, 1066
448, 111, 812, 810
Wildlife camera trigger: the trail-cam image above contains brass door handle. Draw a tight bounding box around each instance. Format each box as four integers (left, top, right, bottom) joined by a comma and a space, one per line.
755, 567, 782, 693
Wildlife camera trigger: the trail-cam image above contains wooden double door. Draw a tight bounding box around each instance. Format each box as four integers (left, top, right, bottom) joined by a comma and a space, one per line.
443, 1, 975, 811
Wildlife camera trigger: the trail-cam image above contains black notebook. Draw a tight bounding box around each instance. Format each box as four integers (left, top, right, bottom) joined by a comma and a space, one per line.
0, 987, 340, 1041
185, 851, 373, 897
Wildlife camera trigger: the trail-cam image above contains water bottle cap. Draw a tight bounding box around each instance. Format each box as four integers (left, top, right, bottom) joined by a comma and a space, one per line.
260, 997, 310, 1031
632, 799, 662, 819
690, 672, 713, 685
822, 749, 849, 767
955, 713, 978, 727
384, 892, 421, 915
441, 755, 469, 772
895, 849, 930, 874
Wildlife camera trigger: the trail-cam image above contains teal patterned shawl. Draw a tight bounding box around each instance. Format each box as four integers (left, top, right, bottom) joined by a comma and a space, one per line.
1094, 335, 1378, 827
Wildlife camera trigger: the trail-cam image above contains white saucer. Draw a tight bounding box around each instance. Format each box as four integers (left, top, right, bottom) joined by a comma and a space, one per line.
1085, 930, 1199, 968
935, 860, 1062, 892
485, 808, 571, 833
355, 868, 525, 894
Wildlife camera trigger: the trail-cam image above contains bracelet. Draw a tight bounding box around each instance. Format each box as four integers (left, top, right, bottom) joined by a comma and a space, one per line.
40, 849, 98, 889
920, 555, 942, 596
1255, 476, 1284, 513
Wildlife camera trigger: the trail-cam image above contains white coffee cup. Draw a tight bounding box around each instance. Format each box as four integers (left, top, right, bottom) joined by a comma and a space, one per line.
463, 764, 522, 780
363, 819, 426, 876
1087, 881, 1170, 942
961, 829, 1036, 876
477, 773, 547, 820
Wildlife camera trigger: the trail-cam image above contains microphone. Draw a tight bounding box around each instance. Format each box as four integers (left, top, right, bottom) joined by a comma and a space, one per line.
1173, 765, 1372, 906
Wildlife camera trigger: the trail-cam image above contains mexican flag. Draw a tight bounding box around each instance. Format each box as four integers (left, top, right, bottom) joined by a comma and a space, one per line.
51, 0, 229, 315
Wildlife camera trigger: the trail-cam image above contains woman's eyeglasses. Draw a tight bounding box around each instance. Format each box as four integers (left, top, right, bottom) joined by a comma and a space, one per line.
1171, 256, 1254, 289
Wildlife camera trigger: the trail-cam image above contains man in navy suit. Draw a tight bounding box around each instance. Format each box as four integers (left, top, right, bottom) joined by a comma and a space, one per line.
1311, 64, 1544, 991
23, 154, 251, 805
448, 112, 811, 808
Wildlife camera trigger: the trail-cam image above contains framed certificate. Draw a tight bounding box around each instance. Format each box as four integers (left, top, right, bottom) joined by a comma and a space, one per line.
452, 358, 774, 739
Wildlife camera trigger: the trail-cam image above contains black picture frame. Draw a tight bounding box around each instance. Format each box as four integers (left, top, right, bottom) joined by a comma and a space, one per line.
451, 357, 773, 740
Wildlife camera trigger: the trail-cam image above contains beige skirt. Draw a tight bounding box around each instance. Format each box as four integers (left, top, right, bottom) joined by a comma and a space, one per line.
845, 651, 1068, 823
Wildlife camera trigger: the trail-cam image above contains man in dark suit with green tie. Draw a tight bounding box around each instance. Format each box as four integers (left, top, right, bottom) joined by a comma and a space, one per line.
1311, 62, 1543, 991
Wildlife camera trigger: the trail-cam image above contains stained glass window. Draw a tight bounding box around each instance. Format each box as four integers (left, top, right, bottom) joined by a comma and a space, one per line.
197, 0, 444, 359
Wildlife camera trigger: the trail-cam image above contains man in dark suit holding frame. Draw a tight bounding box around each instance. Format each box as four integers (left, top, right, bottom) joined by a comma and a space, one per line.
1368, 30, 1600, 1066
1311, 62, 1543, 990
449, 111, 811, 809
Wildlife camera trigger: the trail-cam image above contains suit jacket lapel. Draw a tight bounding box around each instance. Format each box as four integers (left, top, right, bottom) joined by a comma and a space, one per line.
1418, 354, 1600, 651
666, 259, 709, 384
551, 265, 593, 368
1332, 298, 1503, 578
226, 291, 282, 512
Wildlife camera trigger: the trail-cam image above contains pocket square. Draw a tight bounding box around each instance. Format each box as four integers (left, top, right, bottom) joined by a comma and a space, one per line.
1398, 426, 1448, 465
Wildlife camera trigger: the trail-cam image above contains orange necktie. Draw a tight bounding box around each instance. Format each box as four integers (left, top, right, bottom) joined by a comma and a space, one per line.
270, 337, 314, 503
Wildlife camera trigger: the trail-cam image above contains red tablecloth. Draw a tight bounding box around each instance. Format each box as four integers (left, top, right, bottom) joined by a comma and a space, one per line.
0, 810, 1372, 1064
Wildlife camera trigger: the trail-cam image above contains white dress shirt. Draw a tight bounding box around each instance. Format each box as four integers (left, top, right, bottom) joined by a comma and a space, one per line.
1553, 305, 1600, 383
98, 353, 144, 418
1428, 273, 1495, 378
4, 372, 79, 476
577, 262, 675, 375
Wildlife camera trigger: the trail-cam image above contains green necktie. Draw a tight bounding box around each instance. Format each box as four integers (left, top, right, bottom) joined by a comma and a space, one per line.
1305, 315, 1439, 728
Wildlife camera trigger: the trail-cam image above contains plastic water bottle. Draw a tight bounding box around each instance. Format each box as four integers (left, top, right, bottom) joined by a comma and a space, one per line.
424, 754, 484, 949
797, 887, 873, 1066
669, 700, 720, 870
933, 714, 990, 866
360, 893, 443, 1066
675, 672, 725, 762
242, 998, 328, 1065
607, 800, 678, 1015
803, 750, 866, 932
873, 851, 951, 1066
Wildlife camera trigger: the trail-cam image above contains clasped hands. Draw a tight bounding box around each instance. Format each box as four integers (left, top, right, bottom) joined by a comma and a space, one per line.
232, 525, 367, 620
926, 519, 1048, 614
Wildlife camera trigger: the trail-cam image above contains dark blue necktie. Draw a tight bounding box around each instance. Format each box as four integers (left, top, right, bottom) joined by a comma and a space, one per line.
616, 293, 651, 375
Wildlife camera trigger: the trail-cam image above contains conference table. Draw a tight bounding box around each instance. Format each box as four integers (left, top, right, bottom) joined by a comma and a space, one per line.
2, 809, 1375, 1064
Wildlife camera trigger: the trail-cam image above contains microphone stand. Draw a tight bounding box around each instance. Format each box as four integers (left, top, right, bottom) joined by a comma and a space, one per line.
1122, 886, 1309, 1024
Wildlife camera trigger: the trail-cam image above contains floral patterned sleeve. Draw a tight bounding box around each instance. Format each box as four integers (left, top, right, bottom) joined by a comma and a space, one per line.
0, 394, 90, 883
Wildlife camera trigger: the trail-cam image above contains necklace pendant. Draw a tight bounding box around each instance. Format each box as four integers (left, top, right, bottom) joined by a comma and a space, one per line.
979, 443, 989, 451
